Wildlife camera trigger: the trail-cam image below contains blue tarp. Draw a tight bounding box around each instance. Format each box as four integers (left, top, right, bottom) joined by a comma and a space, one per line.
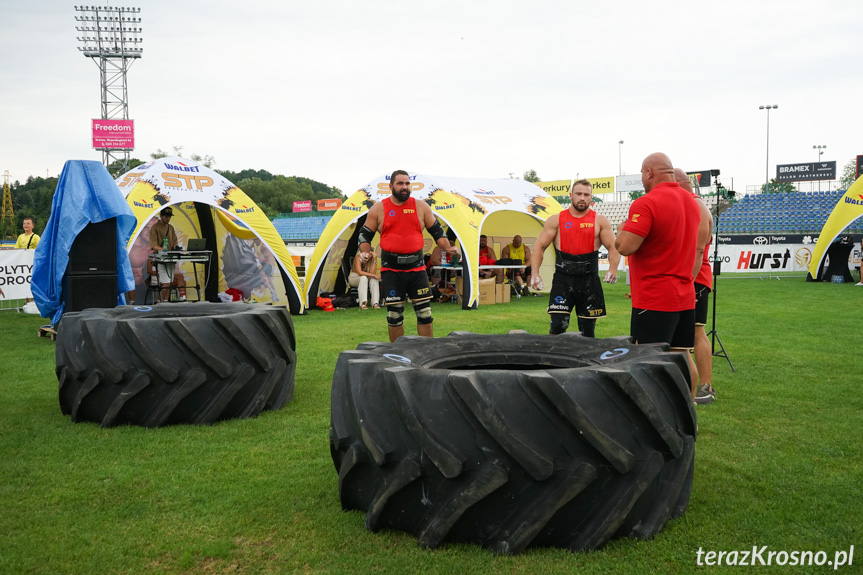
32, 160, 137, 324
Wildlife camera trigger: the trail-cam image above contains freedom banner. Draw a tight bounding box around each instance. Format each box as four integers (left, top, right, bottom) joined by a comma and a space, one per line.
0, 249, 35, 299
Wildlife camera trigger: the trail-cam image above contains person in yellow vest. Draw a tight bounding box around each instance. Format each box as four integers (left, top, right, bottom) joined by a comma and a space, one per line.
15, 217, 40, 250
501, 234, 532, 296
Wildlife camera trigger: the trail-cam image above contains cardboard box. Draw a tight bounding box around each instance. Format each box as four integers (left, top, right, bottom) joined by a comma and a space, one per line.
478, 278, 496, 306
495, 283, 511, 303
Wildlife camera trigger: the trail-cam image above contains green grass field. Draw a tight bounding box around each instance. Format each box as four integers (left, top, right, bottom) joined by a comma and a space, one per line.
1, 278, 861, 574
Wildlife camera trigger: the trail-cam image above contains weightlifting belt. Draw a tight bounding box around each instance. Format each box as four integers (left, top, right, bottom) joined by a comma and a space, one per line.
555, 249, 599, 275
380, 248, 425, 270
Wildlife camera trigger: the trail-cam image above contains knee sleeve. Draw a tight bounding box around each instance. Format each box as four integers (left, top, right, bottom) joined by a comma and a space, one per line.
550, 313, 570, 335
414, 300, 433, 325
577, 317, 597, 338
387, 304, 404, 327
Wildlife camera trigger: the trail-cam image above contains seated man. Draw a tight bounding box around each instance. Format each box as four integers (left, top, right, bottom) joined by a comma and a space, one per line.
501, 234, 532, 296
478, 234, 504, 283
148, 207, 187, 302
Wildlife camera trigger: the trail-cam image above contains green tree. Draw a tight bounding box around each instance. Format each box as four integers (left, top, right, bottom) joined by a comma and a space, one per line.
151, 146, 215, 167
839, 158, 858, 189
760, 179, 796, 194
107, 157, 145, 178
522, 169, 540, 183
9, 176, 59, 235
628, 191, 644, 201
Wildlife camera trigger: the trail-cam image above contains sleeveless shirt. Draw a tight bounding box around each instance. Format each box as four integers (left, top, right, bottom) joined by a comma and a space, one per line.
559, 209, 597, 256
380, 197, 424, 254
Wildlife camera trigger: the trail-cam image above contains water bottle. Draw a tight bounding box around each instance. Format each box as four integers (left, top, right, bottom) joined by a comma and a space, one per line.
163, 235, 169, 251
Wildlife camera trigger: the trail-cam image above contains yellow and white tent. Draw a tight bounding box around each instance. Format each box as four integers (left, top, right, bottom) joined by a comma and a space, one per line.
808, 175, 863, 280
117, 156, 304, 314
304, 173, 563, 309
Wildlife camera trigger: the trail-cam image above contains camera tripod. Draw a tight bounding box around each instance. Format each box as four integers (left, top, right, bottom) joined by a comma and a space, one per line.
708, 210, 735, 372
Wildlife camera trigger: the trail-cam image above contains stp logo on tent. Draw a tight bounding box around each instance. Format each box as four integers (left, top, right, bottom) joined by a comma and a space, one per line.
162, 173, 214, 190
377, 182, 424, 194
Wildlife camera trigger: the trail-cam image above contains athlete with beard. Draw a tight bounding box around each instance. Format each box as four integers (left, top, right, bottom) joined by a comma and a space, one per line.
358, 170, 457, 342
530, 179, 620, 337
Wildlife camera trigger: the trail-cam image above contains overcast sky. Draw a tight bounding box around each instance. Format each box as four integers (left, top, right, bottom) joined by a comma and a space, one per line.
2, 0, 861, 195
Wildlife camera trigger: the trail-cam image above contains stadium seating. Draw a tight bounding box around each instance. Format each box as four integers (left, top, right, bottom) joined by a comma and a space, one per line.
267, 190, 860, 241
271, 215, 333, 241
715, 190, 861, 235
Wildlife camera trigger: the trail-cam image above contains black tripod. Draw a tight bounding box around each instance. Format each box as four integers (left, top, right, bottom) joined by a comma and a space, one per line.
708, 209, 735, 372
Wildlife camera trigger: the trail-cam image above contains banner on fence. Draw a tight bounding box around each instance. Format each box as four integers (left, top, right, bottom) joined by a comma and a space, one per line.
712, 234, 860, 274
317, 198, 342, 211
0, 249, 35, 299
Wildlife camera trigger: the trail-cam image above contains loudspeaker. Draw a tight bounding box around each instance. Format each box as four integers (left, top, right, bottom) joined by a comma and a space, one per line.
68, 218, 117, 275
63, 275, 117, 312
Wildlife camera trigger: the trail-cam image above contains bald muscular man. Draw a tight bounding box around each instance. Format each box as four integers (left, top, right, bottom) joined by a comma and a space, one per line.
616, 153, 701, 397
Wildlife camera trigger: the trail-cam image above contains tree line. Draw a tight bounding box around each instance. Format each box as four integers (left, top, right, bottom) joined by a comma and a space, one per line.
5, 149, 345, 235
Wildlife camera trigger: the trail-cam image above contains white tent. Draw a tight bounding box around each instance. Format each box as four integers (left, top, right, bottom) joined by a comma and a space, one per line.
304, 173, 563, 309
117, 157, 304, 313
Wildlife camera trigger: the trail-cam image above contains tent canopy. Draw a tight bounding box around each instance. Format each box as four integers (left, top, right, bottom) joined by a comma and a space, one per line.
116, 156, 304, 313
808, 175, 863, 279
32, 160, 137, 324
304, 173, 563, 308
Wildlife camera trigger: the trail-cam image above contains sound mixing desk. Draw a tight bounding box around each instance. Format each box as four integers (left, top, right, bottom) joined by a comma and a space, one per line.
148, 250, 211, 302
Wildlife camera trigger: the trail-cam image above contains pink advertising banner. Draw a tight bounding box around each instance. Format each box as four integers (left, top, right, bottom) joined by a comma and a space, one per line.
293, 200, 312, 212
92, 119, 135, 149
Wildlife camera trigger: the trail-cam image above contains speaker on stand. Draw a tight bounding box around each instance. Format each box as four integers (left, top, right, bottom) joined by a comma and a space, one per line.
63, 218, 119, 312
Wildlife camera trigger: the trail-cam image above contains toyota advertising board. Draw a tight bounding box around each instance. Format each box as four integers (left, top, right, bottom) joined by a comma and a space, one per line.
92, 119, 134, 149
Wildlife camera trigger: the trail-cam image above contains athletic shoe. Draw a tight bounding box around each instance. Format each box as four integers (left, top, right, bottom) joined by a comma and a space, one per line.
694, 384, 716, 405
856, 282, 863, 286
522, 285, 530, 297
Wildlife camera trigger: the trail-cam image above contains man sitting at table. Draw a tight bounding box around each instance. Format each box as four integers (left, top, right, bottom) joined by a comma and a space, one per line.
478, 234, 504, 283
501, 234, 532, 296
148, 206, 187, 302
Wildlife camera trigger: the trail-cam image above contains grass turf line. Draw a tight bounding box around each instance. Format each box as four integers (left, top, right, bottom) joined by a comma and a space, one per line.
0, 278, 860, 574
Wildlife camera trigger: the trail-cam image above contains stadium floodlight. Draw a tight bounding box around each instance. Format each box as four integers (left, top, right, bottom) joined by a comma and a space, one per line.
758, 105, 778, 194
618, 140, 624, 176
813, 145, 827, 191
74, 5, 142, 171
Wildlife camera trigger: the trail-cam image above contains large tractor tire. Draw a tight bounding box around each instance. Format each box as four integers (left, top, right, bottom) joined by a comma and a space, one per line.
330, 332, 696, 555
56, 303, 296, 428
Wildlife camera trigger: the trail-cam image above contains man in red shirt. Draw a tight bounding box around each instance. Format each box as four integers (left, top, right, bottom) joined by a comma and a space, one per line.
530, 179, 620, 337
478, 234, 503, 283
675, 168, 716, 404
359, 170, 457, 342
616, 154, 701, 394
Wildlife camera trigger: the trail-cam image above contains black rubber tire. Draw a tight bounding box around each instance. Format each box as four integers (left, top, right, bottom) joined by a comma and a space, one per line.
56, 303, 297, 428
330, 332, 696, 554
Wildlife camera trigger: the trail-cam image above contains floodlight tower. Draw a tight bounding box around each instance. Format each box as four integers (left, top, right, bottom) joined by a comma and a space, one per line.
1, 171, 14, 241
74, 5, 143, 171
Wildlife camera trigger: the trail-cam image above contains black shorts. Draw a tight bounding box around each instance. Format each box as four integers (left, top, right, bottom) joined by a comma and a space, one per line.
381, 270, 432, 305
547, 272, 606, 319
694, 282, 711, 326
631, 308, 695, 349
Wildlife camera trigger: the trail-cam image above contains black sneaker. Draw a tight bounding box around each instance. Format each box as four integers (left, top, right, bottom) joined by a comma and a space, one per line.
694, 384, 716, 405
